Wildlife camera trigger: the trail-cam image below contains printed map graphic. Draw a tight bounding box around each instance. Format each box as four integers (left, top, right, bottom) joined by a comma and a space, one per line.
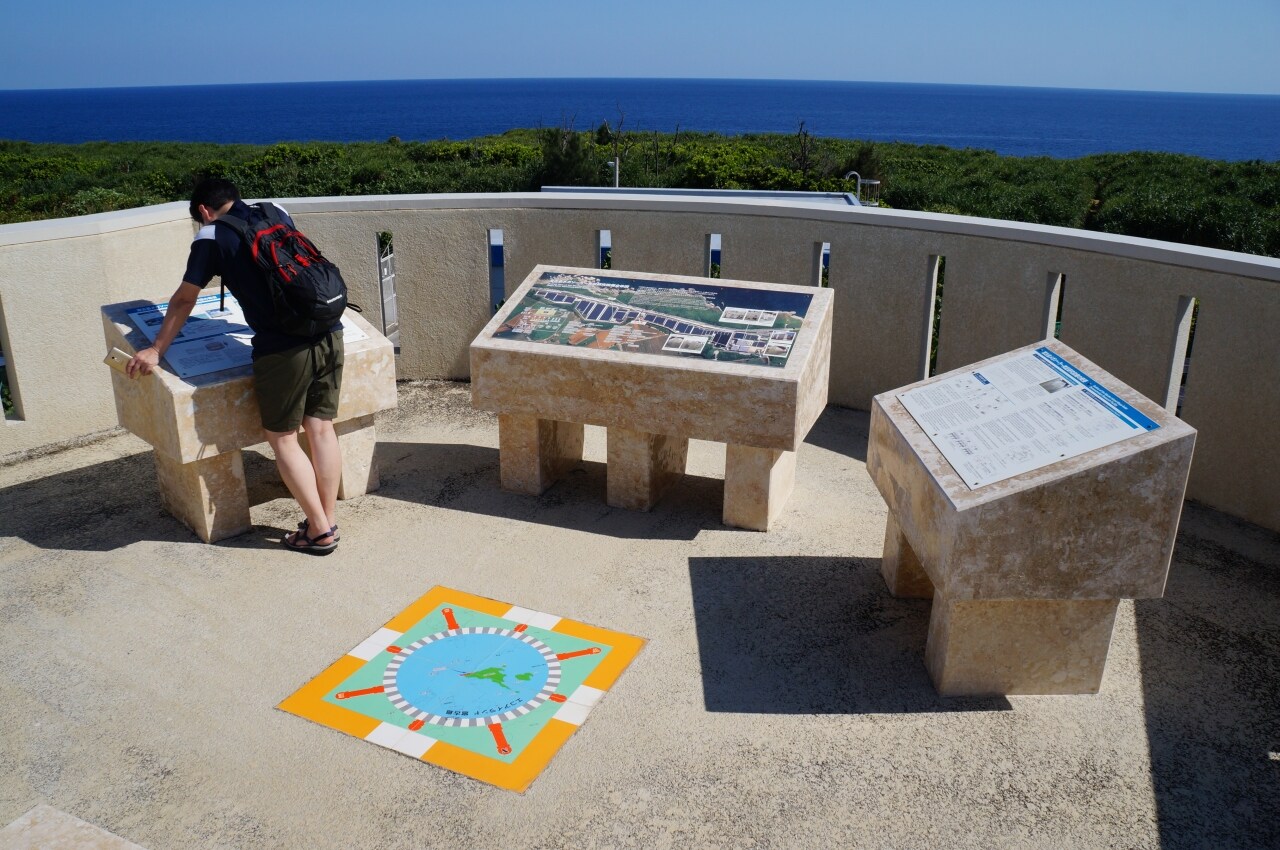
494, 272, 812, 367
279, 586, 644, 792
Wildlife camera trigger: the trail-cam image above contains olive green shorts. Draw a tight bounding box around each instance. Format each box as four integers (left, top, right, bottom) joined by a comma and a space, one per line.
252, 332, 344, 433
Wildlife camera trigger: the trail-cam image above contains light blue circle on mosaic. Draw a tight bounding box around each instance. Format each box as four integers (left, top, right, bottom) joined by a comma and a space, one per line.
395, 632, 548, 719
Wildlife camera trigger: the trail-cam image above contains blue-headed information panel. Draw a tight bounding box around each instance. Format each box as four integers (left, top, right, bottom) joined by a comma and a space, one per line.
898, 347, 1160, 489
127, 293, 367, 379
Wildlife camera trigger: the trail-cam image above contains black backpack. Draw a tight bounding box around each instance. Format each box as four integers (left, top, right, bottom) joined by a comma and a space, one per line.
215, 202, 352, 337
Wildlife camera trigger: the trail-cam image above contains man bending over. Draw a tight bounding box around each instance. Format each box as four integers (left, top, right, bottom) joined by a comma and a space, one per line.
127, 178, 343, 555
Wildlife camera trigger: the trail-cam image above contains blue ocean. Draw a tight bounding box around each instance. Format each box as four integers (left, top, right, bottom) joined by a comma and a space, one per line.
1, 78, 1276, 161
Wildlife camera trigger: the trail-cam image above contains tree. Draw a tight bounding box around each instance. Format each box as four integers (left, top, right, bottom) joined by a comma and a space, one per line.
539, 120, 597, 187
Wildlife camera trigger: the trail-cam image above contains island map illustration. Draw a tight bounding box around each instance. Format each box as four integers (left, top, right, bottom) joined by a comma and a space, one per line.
494, 271, 813, 367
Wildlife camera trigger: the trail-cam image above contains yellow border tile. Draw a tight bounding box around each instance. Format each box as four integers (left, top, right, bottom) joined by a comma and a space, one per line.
422, 720, 577, 793
278, 656, 380, 739
554, 618, 646, 691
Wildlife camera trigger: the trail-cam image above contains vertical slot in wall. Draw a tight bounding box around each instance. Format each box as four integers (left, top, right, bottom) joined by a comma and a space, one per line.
1171, 296, 1199, 416
598, 230, 612, 269
488, 229, 505, 312
925, 255, 944, 378
1043, 272, 1066, 339
0, 294, 22, 421
376, 232, 400, 351
812, 242, 831, 287
706, 234, 721, 278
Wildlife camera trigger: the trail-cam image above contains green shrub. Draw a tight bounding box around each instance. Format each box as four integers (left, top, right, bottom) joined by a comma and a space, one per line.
66, 187, 133, 216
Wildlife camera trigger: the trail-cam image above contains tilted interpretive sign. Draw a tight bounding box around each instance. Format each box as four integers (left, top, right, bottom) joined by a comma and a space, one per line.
898, 346, 1161, 489
492, 271, 812, 368
868, 339, 1195, 696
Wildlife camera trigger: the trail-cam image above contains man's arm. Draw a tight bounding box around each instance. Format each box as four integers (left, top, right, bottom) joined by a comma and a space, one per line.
126, 282, 203, 378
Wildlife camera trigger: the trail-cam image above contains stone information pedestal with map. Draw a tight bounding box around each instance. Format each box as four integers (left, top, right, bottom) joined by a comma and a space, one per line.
470, 265, 834, 530
867, 339, 1196, 696
102, 300, 397, 542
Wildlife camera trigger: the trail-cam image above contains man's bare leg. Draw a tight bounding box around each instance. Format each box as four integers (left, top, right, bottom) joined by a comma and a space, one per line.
303, 415, 342, 530
265, 428, 333, 545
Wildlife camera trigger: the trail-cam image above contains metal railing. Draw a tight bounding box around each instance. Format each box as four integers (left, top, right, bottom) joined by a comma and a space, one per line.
378, 243, 400, 349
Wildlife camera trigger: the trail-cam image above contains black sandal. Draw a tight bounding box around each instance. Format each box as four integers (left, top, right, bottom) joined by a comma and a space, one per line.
283, 524, 338, 555
298, 518, 339, 543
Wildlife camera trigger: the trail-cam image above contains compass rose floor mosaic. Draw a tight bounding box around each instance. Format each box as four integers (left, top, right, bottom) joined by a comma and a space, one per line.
279, 586, 645, 792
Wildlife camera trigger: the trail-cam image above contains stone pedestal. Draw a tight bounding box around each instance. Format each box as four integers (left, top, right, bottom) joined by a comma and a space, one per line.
722, 445, 796, 531
153, 449, 250, 543
334, 415, 380, 500
880, 514, 934, 599
925, 596, 1120, 696
102, 303, 397, 542
497, 414, 584, 495
471, 264, 833, 530
606, 427, 688, 511
867, 339, 1196, 696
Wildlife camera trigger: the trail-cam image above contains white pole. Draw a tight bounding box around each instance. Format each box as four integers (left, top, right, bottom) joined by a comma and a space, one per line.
843, 170, 862, 203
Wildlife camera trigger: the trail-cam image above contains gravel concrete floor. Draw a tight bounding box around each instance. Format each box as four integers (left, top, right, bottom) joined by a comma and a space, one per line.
1, 381, 1277, 850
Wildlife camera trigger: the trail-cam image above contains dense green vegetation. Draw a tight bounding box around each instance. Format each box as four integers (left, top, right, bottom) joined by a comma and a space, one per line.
2, 128, 1277, 256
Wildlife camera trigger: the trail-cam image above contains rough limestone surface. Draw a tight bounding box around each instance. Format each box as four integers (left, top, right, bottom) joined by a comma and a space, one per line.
0, 382, 1276, 850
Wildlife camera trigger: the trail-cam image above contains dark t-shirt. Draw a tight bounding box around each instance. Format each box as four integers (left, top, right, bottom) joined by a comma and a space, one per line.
183, 200, 336, 357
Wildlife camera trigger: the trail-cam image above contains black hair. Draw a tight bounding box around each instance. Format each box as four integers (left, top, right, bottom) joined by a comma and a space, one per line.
189, 178, 241, 223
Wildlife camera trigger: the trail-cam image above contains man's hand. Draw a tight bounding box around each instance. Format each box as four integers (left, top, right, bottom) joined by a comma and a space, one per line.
131, 282, 201, 379
126, 346, 160, 378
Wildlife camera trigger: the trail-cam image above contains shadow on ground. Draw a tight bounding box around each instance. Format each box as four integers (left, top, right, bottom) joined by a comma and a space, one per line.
0, 447, 295, 551
0, 397, 872, 551
688, 554, 1010, 714
371, 441, 725, 541
1136, 503, 1280, 850
0, 437, 726, 549
369, 403, 873, 541
804, 405, 871, 463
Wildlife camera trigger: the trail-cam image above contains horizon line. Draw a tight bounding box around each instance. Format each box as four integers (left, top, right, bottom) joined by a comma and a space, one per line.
2, 76, 1277, 99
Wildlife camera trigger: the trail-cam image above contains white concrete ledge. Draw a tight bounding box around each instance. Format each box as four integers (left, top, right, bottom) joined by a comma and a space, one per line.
0, 201, 190, 246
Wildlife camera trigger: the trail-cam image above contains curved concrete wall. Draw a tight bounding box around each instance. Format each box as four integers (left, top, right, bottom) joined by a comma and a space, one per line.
2, 193, 1278, 532
0, 203, 195, 451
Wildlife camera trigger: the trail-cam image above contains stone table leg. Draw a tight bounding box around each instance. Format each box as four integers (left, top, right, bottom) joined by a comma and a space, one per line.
497, 413, 584, 495
881, 513, 935, 598
924, 597, 1121, 696
606, 427, 688, 511
722, 444, 797, 531
153, 449, 251, 543
302, 415, 380, 499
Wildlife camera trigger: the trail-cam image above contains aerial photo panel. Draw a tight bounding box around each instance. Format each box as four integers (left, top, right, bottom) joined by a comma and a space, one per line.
493, 271, 812, 367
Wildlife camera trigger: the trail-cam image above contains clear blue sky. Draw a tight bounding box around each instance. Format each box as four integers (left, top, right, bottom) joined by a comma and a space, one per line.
3, 0, 1277, 94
